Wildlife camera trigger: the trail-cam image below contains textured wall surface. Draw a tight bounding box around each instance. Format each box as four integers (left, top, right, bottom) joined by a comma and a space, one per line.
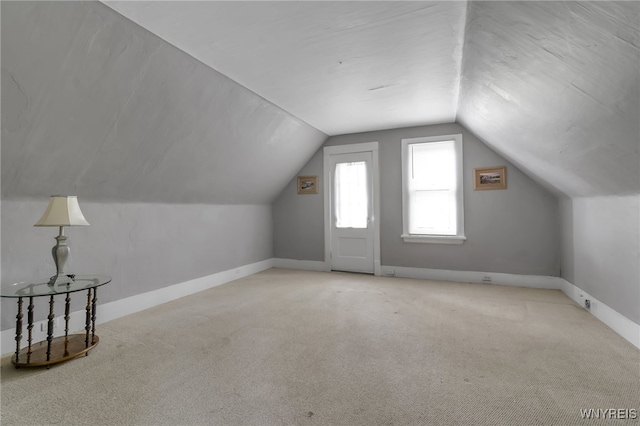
273, 150, 325, 261
1, 1, 326, 204
274, 123, 560, 276
458, 1, 639, 198
561, 195, 640, 324
559, 198, 575, 284
1, 200, 273, 330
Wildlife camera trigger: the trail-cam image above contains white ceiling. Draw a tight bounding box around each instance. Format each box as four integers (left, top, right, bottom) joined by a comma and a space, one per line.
104, 1, 467, 136
102, 1, 639, 198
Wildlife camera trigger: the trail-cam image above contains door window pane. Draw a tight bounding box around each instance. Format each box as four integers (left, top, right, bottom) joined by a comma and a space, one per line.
335, 161, 368, 228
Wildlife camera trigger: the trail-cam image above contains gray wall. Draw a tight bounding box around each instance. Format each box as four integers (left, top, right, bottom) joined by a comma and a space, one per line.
274, 123, 560, 276
1, 199, 273, 330
273, 150, 325, 261
559, 198, 575, 283
560, 195, 640, 324
1, 1, 314, 332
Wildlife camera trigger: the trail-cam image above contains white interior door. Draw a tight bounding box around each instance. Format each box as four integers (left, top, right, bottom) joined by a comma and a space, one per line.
329, 151, 374, 273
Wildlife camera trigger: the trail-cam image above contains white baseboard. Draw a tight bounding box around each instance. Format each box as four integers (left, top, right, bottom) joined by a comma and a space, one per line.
381, 265, 562, 289
97, 258, 273, 325
380, 265, 638, 348
1, 259, 274, 356
273, 258, 329, 272
237, 260, 640, 350
559, 278, 639, 349
5, 260, 636, 356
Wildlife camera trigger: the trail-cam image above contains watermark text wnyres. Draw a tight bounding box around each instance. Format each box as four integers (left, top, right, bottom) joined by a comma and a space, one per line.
580, 409, 637, 420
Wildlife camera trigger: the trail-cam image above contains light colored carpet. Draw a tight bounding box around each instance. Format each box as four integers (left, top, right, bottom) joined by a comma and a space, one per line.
1, 268, 638, 425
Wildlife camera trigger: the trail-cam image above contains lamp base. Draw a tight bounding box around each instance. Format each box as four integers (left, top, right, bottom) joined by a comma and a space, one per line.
48, 274, 75, 286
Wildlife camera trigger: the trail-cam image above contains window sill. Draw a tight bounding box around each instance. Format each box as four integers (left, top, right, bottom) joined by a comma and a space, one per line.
401, 234, 466, 245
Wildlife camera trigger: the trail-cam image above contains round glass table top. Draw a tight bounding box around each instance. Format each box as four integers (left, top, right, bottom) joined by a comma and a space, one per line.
1, 275, 112, 298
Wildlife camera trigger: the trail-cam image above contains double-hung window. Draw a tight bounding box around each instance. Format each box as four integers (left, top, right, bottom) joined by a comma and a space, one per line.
401, 134, 465, 244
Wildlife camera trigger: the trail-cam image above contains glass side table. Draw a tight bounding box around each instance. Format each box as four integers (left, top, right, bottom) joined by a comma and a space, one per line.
1, 275, 111, 368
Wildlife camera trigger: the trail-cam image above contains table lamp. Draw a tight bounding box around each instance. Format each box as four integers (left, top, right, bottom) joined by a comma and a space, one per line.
34, 195, 90, 286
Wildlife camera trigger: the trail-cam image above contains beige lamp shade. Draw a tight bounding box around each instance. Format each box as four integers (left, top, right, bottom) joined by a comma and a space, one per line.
34, 195, 90, 227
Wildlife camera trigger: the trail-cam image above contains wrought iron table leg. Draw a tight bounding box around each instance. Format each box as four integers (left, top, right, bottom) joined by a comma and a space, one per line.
64, 292, 71, 356
91, 287, 98, 345
15, 297, 23, 364
27, 297, 34, 363
85, 288, 92, 349
46, 295, 55, 363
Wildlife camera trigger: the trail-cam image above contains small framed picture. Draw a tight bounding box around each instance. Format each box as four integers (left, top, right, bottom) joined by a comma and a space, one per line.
474, 166, 507, 190
297, 175, 318, 194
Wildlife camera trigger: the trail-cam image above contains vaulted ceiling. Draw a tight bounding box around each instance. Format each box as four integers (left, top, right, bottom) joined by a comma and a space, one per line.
2, 1, 638, 204
104, 0, 639, 198
104, 1, 468, 136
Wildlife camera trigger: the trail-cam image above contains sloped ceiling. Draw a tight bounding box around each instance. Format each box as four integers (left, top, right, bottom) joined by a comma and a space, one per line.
103, 0, 638, 199
1, 1, 326, 204
458, 1, 639, 197
103, 1, 468, 136
2, 1, 638, 203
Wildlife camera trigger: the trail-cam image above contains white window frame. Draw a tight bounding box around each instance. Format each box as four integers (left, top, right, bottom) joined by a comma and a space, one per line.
401, 134, 466, 245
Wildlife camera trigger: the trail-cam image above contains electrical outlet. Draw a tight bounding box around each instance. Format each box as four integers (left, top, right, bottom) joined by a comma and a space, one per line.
482, 276, 492, 283
386, 269, 395, 276
585, 299, 591, 310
